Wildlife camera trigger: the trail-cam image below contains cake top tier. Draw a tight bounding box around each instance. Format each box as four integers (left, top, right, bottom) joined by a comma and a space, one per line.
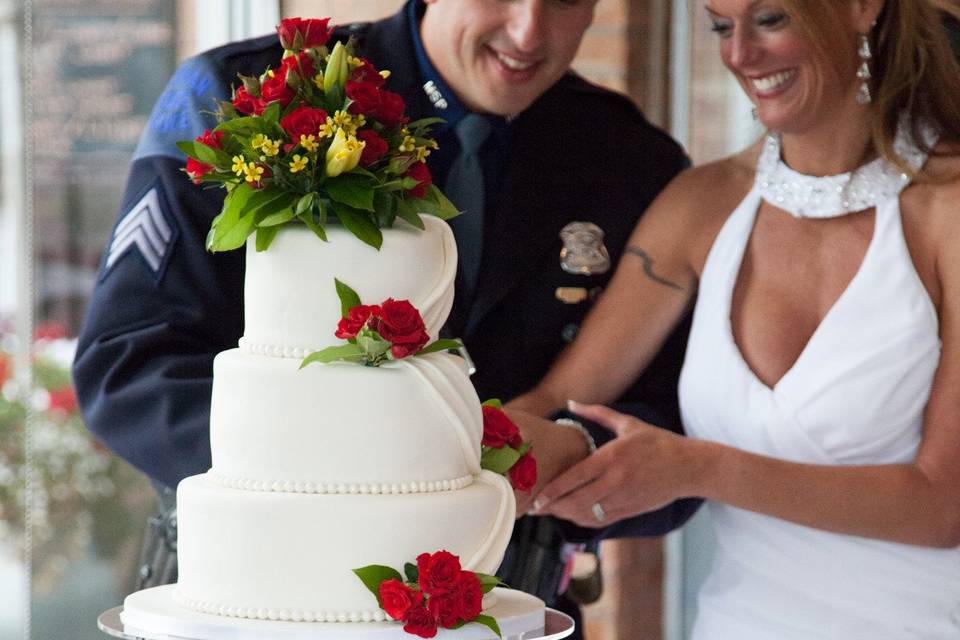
242, 217, 456, 356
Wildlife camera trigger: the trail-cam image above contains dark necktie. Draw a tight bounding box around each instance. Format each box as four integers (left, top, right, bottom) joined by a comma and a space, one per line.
445, 113, 492, 298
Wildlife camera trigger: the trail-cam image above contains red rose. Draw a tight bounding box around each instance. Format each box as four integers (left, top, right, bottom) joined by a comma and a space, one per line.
346, 81, 382, 118
281, 50, 316, 80
454, 571, 483, 621
509, 450, 538, 492
260, 71, 295, 108
280, 106, 328, 140
403, 605, 437, 638
277, 17, 333, 50
335, 304, 381, 340
378, 298, 429, 359
404, 162, 432, 199
481, 405, 521, 449
416, 551, 462, 596
48, 387, 78, 415
197, 129, 224, 150
351, 58, 385, 88
34, 322, 68, 341
357, 129, 389, 166
426, 592, 460, 628
186, 157, 213, 184
0, 354, 10, 388
376, 90, 407, 126
232, 84, 265, 115
379, 579, 422, 621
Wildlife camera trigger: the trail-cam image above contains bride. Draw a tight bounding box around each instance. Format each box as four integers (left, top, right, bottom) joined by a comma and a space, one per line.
508, 0, 960, 637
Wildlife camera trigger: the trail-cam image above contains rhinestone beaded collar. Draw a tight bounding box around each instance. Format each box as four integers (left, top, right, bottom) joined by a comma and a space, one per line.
756, 116, 937, 218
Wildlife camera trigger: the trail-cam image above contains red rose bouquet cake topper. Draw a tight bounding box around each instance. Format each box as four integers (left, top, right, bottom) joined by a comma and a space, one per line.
354, 550, 506, 638
177, 17, 458, 252
479, 400, 538, 492
300, 279, 462, 368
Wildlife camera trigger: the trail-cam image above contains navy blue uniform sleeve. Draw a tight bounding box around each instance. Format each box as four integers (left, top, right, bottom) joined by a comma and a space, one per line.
72, 55, 243, 490
548, 404, 703, 543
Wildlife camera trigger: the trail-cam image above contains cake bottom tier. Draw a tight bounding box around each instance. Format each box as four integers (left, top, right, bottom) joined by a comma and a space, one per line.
176, 471, 515, 621
121, 585, 547, 640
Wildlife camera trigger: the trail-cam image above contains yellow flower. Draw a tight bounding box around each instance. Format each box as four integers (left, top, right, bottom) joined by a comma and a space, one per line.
299, 134, 319, 152
289, 155, 309, 173
399, 135, 416, 153
319, 119, 336, 139
325, 128, 366, 177
250, 134, 268, 150
260, 138, 280, 157
313, 72, 324, 91
379, 70, 391, 80
347, 55, 364, 69
243, 162, 265, 183
231, 155, 246, 176
415, 145, 433, 162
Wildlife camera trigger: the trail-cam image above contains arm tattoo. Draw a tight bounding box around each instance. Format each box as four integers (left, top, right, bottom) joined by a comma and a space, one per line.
624, 246, 686, 291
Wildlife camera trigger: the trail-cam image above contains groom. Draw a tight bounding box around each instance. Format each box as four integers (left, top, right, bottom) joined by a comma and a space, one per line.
72, 0, 697, 635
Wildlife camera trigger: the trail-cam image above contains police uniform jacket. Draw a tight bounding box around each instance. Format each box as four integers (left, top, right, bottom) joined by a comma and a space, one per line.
73, 2, 699, 542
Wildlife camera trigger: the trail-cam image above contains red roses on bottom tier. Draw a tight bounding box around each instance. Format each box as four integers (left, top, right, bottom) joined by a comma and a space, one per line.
354, 550, 504, 638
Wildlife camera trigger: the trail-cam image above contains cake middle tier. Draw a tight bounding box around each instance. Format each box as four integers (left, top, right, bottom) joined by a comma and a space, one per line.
210, 350, 483, 490
176, 471, 516, 621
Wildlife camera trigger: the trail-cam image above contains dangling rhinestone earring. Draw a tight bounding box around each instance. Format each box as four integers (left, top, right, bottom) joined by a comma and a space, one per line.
856, 33, 873, 105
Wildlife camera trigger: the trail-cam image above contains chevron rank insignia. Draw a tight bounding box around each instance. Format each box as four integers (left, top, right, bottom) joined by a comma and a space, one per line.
104, 186, 177, 280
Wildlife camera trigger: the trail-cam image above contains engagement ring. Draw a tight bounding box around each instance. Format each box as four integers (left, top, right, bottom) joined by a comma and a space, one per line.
591, 501, 606, 522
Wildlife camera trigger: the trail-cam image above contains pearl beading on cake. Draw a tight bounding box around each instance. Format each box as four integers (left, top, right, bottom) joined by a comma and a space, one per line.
239, 337, 318, 359
207, 471, 475, 495
173, 588, 390, 623
173, 589, 500, 624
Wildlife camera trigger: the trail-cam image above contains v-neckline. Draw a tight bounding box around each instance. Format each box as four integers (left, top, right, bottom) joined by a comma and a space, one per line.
724, 190, 882, 395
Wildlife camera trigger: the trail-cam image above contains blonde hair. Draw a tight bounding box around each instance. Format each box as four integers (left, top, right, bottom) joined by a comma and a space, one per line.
779, 0, 960, 177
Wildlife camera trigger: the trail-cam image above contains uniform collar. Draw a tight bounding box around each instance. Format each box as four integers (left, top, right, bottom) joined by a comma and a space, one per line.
406, 0, 510, 139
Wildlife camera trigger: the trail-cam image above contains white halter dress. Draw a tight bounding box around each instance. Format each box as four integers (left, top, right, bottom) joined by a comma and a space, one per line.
678, 141, 960, 638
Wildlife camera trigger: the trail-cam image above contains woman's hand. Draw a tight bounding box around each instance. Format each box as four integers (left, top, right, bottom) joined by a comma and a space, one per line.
530, 401, 704, 528
504, 408, 594, 517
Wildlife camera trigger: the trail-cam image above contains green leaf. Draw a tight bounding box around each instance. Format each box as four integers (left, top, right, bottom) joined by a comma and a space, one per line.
208, 183, 256, 252
476, 572, 508, 594
255, 225, 279, 251
300, 344, 363, 369
298, 211, 328, 242
394, 198, 425, 230
295, 192, 316, 216
258, 207, 295, 227
331, 202, 382, 250
473, 614, 502, 639
176, 140, 218, 164
414, 339, 462, 356
351, 565, 404, 607
405, 116, 446, 130
403, 562, 419, 584
481, 444, 523, 475
481, 398, 503, 409
425, 185, 461, 220
326, 174, 377, 211
260, 101, 281, 127
214, 115, 266, 135
516, 441, 532, 457
334, 279, 362, 318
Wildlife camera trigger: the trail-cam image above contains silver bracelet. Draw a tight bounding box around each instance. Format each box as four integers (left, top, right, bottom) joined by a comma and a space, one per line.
554, 418, 597, 454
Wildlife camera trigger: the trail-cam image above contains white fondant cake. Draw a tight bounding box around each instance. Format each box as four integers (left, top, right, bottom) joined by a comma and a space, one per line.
162, 217, 540, 634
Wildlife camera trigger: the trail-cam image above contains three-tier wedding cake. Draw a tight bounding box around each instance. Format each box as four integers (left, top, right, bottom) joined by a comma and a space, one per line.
120, 217, 547, 638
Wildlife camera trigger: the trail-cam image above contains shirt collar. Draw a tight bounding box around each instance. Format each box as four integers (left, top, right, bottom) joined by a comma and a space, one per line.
406, 0, 511, 141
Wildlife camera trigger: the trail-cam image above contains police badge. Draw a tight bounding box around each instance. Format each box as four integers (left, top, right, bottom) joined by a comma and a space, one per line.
559, 222, 611, 275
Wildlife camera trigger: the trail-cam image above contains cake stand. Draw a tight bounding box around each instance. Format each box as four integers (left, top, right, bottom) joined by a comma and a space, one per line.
98, 586, 574, 640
